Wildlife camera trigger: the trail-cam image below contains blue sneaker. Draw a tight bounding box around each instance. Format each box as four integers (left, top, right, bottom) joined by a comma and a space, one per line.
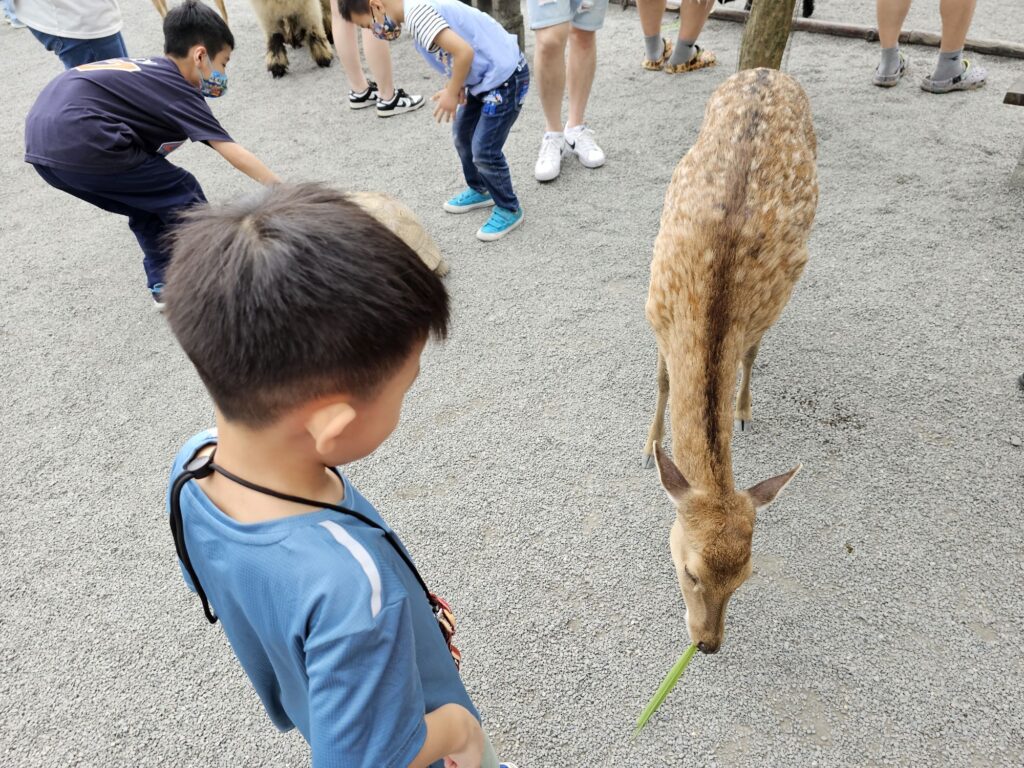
151, 283, 166, 311
476, 207, 524, 242
499, 764, 519, 768
443, 188, 494, 214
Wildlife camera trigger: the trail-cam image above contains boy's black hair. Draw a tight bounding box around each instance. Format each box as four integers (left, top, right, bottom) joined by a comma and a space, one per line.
164, 0, 235, 58
163, 183, 450, 427
338, 0, 371, 22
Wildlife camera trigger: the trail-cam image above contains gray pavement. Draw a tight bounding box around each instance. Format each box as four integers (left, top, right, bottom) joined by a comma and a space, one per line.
1, 1, 1023, 766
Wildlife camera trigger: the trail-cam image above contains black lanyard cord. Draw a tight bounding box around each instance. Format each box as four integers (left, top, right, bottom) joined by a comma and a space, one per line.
169, 468, 219, 624
169, 452, 435, 625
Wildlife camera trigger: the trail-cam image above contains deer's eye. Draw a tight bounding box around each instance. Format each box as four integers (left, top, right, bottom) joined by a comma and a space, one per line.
684, 566, 698, 584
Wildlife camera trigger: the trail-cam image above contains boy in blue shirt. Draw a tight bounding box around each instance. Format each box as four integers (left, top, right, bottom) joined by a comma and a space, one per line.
162, 182, 516, 768
341, 0, 528, 242
23, 0, 279, 308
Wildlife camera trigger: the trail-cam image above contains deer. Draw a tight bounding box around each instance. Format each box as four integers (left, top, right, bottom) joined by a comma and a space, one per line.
151, 0, 334, 78
642, 67, 818, 655
151, 0, 229, 26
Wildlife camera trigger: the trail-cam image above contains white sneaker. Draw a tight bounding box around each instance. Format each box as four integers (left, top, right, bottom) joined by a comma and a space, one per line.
534, 132, 564, 182
564, 124, 606, 169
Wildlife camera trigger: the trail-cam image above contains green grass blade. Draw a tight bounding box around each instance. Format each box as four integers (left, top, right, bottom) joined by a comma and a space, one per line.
633, 643, 699, 736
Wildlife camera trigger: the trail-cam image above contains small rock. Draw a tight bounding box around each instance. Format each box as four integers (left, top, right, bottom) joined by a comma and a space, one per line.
1010, 435, 1022, 448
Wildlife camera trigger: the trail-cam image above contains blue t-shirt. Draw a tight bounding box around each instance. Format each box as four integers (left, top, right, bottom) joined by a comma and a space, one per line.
167, 431, 478, 768
404, 0, 521, 96
25, 57, 232, 174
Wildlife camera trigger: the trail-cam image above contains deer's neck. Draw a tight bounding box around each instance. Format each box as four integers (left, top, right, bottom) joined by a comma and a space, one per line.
665, 323, 742, 493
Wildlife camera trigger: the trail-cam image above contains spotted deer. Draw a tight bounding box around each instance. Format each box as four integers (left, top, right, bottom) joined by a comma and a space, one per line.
253, 0, 334, 77
151, 0, 229, 25
643, 68, 818, 655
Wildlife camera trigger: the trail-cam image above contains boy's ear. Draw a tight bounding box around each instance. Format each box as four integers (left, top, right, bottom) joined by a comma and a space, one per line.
306, 402, 357, 456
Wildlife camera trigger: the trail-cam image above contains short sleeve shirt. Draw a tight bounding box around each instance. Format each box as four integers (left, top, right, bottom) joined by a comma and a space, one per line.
24, 57, 232, 174
166, 431, 479, 768
403, 0, 521, 96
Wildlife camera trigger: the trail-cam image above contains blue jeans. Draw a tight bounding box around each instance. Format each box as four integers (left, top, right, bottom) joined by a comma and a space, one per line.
29, 28, 128, 69
453, 58, 529, 213
33, 157, 206, 289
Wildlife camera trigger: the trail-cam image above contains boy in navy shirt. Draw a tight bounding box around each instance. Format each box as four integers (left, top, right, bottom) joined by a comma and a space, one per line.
163, 182, 517, 768
341, 0, 528, 242
24, 0, 279, 308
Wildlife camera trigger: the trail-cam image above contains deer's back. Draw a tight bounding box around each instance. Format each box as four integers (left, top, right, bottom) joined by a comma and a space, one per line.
647, 68, 818, 345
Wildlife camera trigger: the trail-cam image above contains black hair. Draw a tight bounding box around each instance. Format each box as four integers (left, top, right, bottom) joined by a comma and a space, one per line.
163, 183, 450, 427
163, 0, 235, 58
338, 0, 372, 22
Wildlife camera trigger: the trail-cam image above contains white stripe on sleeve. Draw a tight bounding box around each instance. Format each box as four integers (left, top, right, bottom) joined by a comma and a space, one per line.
406, 4, 450, 51
319, 520, 383, 618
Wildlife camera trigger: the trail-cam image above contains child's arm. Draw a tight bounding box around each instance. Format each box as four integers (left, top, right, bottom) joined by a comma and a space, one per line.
208, 140, 281, 185
431, 29, 474, 124
409, 703, 483, 768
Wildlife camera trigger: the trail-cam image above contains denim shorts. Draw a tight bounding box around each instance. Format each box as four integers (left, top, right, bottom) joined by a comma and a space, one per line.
527, 0, 608, 32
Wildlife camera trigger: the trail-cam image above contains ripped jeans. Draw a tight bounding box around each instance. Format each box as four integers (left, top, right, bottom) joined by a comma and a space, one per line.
452, 57, 530, 213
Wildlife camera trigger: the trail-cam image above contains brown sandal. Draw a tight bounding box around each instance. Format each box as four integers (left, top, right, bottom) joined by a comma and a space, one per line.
642, 38, 673, 71
664, 45, 717, 74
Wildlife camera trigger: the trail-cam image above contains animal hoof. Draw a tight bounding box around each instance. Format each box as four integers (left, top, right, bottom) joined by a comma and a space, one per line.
315, 56, 333, 69
642, 452, 655, 470
734, 418, 753, 434
269, 64, 287, 78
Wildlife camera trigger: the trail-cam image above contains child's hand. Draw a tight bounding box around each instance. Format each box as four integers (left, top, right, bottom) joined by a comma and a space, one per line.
432, 88, 461, 123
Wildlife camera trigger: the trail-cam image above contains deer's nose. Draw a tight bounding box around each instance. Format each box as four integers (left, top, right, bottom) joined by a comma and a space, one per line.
697, 640, 720, 654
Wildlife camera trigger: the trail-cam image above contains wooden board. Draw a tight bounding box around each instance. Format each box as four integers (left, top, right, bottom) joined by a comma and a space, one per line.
1005, 77, 1024, 107
616, 5, 1024, 61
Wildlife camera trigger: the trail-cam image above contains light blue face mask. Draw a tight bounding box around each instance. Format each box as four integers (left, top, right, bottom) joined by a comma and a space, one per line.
201, 69, 228, 98
200, 59, 228, 98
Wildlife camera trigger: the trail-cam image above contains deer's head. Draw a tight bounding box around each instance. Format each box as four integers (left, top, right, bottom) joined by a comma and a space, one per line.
654, 443, 800, 654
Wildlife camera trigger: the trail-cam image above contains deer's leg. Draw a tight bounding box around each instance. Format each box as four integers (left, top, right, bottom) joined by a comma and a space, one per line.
735, 341, 760, 434
267, 31, 289, 78
643, 351, 670, 469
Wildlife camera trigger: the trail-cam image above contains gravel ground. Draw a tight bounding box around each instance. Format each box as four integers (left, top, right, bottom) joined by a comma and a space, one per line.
1, 1, 1022, 767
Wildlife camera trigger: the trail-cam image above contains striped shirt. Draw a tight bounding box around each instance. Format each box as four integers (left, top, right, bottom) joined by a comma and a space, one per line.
402, 0, 522, 96
405, 2, 450, 52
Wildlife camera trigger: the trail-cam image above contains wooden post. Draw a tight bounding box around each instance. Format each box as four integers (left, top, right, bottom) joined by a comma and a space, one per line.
491, 0, 525, 52
737, 0, 797, 71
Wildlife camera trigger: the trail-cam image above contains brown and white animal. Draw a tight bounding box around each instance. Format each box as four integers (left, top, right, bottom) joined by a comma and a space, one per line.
643, 68, 818, 655
252, 0, 334, 77
349, 191, 450, 276
151, 0, 229, 27
152, 0, 333, 78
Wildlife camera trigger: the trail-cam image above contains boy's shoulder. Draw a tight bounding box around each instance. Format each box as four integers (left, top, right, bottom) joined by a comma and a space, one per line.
169, 430, 402, 626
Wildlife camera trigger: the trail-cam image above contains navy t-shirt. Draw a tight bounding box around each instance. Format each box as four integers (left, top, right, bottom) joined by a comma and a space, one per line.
24, 57, 233, 174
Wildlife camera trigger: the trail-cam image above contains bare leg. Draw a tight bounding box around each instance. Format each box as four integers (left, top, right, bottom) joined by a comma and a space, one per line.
362, 29, 395, 101
534, 23, 570, 133
876, 0, 913, 49
637, 0, 667, 38
643, 352, 670, 469
566, 28, 596, 129
938, 0, 977, 52
331, 15, 367, 92
678, 0, 714, 44
735, 341, 760, 433
329, 0, 369, 91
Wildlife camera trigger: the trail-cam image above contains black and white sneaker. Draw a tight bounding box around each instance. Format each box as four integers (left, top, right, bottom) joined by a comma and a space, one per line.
376, 88, 425, 118
349, 80, 379, 110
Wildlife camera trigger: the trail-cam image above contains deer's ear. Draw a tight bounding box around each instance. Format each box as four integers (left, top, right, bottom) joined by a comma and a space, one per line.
654, 443, 691, 504
745, 464, 802, 510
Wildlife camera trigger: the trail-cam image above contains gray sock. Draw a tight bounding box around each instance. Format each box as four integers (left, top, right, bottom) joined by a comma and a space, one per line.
644, 34, 665, 62
932, 49, 964, 81
879, 46, 902, 77
668, 38, 698, 68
